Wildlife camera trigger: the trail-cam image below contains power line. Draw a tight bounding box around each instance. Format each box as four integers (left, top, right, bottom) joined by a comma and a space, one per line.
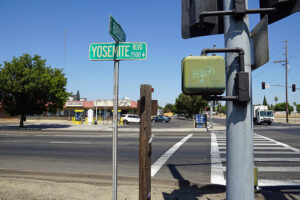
64, 30, 67, 72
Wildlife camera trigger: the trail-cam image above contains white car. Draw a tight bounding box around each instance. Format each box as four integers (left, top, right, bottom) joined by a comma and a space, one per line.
122, 114, 140, 124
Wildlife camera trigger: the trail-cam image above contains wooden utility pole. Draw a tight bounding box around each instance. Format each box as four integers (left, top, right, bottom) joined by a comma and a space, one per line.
139, 84, 152, 200
274, 40, 288, 123
285, 40, 288, 123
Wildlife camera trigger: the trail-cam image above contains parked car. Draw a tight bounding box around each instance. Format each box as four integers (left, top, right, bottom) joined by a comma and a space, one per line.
122, 114, 140, 124
163, 115, 171, 121
152, 115, 170, 123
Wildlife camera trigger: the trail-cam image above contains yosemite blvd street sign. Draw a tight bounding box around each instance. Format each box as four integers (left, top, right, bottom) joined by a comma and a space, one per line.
89, 42, 147, 60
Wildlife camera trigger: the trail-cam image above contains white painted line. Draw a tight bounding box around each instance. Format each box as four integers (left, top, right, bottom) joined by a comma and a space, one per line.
151, 134, 193, 177
222, 166, 300, 172
258, 179, 300, 186
257, 167, 300, 172
218, 143, 280, 146
35, 134, 138, 138
210, 132, 226, 185
221, 157, 300, 162
0, 140, 17, 143
49, 141, 92, 144
218, 147, 287, 150
219, 151, 300, 154
255, 133, 300, 153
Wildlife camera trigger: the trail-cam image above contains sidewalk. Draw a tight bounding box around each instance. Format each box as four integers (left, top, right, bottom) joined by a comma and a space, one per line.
0, 119, 226, 133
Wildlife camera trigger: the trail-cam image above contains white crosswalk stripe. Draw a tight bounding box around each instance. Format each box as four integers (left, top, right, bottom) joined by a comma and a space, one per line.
210, 131, 300, 186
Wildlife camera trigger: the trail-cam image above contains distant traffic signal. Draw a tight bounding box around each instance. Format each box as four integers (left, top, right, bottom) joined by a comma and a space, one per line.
262, 82, 265, 89
292, 84, 296, 92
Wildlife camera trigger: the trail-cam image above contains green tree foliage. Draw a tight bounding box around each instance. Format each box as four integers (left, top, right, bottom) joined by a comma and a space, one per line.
0, 54, 69, 127
163, 103, 174, 113
174, 93, 207, 117
297, 104, 300, 114
263, 95, 268, 106
274, 103, 293, 113
217, 103, 226, 115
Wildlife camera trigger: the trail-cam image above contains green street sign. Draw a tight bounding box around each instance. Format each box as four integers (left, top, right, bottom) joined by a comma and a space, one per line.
89, 42, 147, 60
109, 16, 126, 42
182, 56, 225, 95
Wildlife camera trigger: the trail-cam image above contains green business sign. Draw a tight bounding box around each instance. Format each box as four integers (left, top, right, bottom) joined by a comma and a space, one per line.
109, 16, 126, 42
89, 42, 147, 60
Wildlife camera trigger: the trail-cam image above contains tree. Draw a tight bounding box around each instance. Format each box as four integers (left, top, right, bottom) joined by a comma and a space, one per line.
0, 54, 69, 128
217, 103, 226, 115
274, 96, 278, 104
274, 103, 293, 114
163, 103, 174, 113
263, 95, 268, 106
174, 93, 207, 117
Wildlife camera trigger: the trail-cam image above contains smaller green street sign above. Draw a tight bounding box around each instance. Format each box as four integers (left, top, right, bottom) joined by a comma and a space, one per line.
89, 42, 147, 60
109, 16, 126, 42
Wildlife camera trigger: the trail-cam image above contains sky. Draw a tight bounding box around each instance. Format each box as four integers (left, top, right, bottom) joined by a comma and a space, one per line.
0, 0, 300, 107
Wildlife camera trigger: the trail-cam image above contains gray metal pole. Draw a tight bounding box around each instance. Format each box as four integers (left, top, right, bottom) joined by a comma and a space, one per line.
112, 60, 119, 200
223, 0, 254, 199
209, 101, 213, 128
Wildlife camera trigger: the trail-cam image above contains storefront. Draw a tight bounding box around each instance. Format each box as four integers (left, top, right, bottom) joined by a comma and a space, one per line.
64, 99, 138, 121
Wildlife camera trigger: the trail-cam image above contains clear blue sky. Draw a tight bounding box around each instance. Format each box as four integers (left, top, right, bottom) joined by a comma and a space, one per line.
0, 0, 299, 107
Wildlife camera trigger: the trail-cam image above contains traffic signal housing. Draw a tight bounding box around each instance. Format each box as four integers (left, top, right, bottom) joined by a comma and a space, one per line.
181, 0, 224, 39
292, 84, 296, 92
260, 0, 300, 24
262, 82, 265, 89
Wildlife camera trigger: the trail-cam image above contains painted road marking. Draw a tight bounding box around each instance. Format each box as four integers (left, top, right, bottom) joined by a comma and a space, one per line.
256, 134, 300, 153
210, 132, 226, 185
211, 131, 300, 186
258, 179, 300, 186
221, 157, 300, 162
151, 134, 193, 177
222, 166, 300, 172
49, 141, 92, 145
219, 151, 300, 154
218, 147, 287, 150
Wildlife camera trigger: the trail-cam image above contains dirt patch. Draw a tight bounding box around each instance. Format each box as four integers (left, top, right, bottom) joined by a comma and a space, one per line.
0, 170, 298, 200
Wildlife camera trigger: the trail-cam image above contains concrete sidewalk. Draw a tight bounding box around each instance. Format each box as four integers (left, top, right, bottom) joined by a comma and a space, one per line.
0, 119, 226, 133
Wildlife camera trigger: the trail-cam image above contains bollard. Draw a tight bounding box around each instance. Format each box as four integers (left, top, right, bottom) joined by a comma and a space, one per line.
254, 166, 261, 193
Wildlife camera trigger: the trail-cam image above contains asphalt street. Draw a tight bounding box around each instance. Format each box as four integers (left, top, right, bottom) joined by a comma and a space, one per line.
0, 117, 300, 188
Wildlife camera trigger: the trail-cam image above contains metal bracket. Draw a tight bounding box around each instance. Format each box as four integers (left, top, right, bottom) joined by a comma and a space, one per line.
198, 5, 275, 28
201, 48, 249, 103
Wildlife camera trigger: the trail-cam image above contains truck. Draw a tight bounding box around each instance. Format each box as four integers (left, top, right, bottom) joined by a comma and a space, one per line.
253, 105, 274, 125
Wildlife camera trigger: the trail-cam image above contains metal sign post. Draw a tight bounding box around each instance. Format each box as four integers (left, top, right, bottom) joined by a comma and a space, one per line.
112, 55, 119, 200
89, 16, 147, 200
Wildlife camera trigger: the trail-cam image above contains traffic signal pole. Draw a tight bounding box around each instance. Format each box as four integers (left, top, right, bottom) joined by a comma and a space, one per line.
223, 0, 254, 199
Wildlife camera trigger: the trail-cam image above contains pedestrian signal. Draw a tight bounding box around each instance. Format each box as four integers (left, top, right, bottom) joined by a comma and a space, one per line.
181, 56, 225, 95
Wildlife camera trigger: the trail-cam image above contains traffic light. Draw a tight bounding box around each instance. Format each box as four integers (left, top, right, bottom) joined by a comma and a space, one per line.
182, 56, 225, 95
260, 0, 300, 24
292, 84, 296, 92
181, 0, 224, 39
262, 82, 265, 89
